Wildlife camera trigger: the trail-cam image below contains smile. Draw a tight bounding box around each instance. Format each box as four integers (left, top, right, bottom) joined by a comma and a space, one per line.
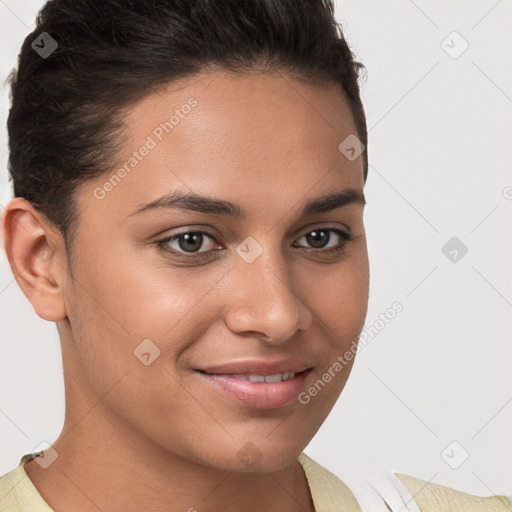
196, 369, 312, 409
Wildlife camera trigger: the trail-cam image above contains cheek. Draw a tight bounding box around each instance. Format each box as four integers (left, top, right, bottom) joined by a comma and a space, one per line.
79, 247, 206, 337
67, 250, 224, 387
103, 245, 231, 338
66, 263, 203, 439
307, 257, 369, 338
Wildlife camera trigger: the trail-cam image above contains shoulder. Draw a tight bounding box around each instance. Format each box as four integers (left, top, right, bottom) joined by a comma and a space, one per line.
0, 454, 54, 512
0, 458, 26, 511
298, 452, 362, 511
396, 473, 512, 512
298, 453, 512, 512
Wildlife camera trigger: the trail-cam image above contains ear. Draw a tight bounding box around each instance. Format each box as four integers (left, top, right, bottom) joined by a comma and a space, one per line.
1, 197, 68, 322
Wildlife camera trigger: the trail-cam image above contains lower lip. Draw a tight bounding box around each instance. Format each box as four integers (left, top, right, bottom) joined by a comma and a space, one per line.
196, 369, 312, 409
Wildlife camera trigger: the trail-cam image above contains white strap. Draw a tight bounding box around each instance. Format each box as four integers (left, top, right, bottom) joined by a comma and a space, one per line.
347, 470, 422, 512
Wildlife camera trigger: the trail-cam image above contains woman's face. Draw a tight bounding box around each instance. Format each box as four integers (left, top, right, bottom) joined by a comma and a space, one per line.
61, 68, 369, 472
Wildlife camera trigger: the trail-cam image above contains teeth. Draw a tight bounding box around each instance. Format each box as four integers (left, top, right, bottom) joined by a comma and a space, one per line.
229, 372, 296, 383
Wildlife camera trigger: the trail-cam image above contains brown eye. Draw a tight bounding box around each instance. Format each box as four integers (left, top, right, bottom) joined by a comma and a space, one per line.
156, 230, 222, 261
304, 229, 331, 249
294, 228, 352, 254
172, 232, 207, 253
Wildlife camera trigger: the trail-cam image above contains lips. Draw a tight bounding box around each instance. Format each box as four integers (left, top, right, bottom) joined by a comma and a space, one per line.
195, 359, 314, 409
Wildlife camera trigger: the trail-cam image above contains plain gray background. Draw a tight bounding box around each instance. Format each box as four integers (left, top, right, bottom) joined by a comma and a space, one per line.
1, 0, 511, 498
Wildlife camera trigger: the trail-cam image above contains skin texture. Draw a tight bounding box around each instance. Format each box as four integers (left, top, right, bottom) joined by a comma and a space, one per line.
2, 68, 369, 512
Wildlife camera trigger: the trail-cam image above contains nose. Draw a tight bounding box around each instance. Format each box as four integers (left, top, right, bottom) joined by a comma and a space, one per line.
224, 245, 313, 344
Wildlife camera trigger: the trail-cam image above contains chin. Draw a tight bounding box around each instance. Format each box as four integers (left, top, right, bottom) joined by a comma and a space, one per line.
207, 442, 303, 473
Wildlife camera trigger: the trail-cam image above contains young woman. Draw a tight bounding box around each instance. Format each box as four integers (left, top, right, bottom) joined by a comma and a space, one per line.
0, 1, 510, 510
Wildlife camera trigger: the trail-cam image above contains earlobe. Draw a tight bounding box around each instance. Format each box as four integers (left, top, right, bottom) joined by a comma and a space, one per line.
1, 197, 68, 322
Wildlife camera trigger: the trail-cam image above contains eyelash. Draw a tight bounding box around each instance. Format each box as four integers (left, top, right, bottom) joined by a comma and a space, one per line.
155, 227, 352, 262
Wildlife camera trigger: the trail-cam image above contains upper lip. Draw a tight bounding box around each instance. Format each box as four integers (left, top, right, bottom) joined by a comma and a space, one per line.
197, 359, 313, 376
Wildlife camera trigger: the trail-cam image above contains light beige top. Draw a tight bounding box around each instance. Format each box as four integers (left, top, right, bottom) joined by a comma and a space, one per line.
1, 451, 511, 511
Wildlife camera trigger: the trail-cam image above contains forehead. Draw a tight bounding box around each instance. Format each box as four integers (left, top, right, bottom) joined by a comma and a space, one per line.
80, 68, 364, 222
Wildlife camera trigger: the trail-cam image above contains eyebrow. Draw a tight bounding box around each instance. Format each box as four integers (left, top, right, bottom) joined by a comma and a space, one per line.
127, 187, 366, 219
